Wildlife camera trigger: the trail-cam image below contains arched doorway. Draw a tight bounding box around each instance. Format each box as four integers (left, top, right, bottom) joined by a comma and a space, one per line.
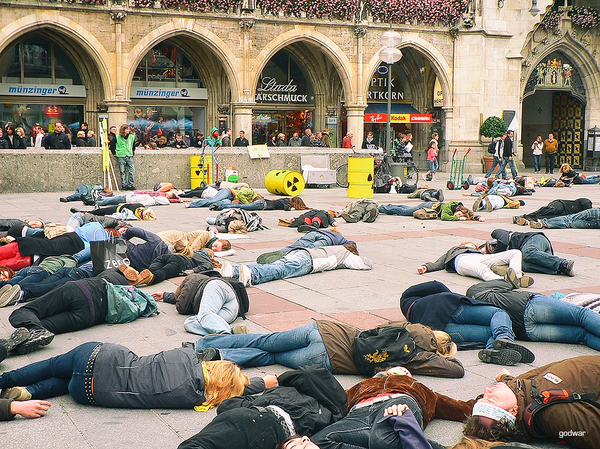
0, 31, 104, 141
522, 51, 586, 169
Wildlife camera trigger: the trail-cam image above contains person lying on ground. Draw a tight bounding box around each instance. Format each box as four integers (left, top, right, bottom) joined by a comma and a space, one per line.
0, 342, 271, 411
179, 366, 345, 449
95, 192, 171, 207
119, 227, 176, 271
379, 201, 436, 216
400, 280, 535, 366
256, 228, 356, 264
0, 219, 43, 234
558, 163, 600, 185
472, 195, 525, 213
407, 187, 445, 202
528, 207, 600, 230
466, 278, 600, 352
65, 211, 125, 231
4, 269, 129, 354
59, 184, 104, 204
279, 209, 338, 233
218, 244, 371, 286
186, 186, 261, 209
157, 229, 230, 253
512, 197, 592, 226
179, 181, 250, 199
190, 319, 465, 378
413, 201, 485, 221
153, 273, 248, 336
417, 243, 533, 287
462, 355, 600, 448
338, 199, 379, 223
205, 195, 309, 213
488, 229, 574, 276
67, 204, 156, 224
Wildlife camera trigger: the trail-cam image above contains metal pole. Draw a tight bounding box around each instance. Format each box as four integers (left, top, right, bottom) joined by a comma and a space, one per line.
386, 62, 392, 153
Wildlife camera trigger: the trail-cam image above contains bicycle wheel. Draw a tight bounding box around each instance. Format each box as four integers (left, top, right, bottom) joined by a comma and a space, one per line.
403, 163, 419, 187
336, 164, 349, 188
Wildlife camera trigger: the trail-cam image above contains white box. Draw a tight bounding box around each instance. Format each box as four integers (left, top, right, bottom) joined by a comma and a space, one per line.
304, 169, 336, 185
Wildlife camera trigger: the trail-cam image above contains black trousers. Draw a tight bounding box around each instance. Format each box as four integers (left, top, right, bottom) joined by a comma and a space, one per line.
148, 254, 193, 284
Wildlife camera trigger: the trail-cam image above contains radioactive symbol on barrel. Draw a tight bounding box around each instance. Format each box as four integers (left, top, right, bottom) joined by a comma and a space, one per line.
287, 175, 302, 192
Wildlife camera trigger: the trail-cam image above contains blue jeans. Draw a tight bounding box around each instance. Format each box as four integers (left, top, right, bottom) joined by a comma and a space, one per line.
65, 185, 90, 202
187, 189, 233, 208
183, 281, 239, 335
280, 231, 334, 254
520, 235, 564, 274
427, 160, 437, 173
525, 295, 600, 350
533, 154, 542, 172
444, 304, 514, 348
544, 208, 600, 229
212, 199, 266, 211
379, 202, 434, 216
195, 321, 333, 371
485, 156, 502, 177
311, 395, 425, 449
0, 266, 50, 289
117, 156, 135, 188
0, 342, 99, 402
498, 157, 517, 179
96, 194, 127, 206
235, 249, 313, 285
21, 266, 91, 301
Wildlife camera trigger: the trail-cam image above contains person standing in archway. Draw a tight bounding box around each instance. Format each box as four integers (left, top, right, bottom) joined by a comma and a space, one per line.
543, 132, 559, 174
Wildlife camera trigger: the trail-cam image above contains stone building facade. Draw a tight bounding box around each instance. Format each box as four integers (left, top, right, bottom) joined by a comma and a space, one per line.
0, 0, 598, 170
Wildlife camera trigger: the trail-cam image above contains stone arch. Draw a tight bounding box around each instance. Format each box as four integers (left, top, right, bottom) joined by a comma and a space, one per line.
252, 29, 354, 103
363, 35, 452, 108
0, 12, 113, 98
124, 20, 240, 101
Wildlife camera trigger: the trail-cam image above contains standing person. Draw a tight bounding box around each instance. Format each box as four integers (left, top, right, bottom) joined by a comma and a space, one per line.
87, 130, 97, 147
485, 134, 505, 178
14, 127, 28, 148
43, 122, 71, 149
321, 128, 330, 147
422, 133, 439, 181
233, 130, 249, 147
34, 127, 45, 148
277, 133, 286, 146
222, 129, 232, 147
543, 132, 558, 174
114, 124, 136, 190
361, 131, 378, 150
341, 131, 353, 148
531, 135, 543, 173
0, 128, 9, 149
289, 132, 302, 146
191, 131, 204, 148
300, 128, 312, 147
108, 125, 117, 154
75, 131, 87, 147
498, 130, 518, 179
204, 126, 222, 149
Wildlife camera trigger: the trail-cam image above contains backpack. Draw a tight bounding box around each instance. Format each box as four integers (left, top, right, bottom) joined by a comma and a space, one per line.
487, 140, 496, 155
352, 326, 416, 376
105, 283, 159, 324
214, 209, 268, 233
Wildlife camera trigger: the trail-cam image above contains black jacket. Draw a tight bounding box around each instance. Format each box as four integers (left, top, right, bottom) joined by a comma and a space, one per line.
43, 131, 71, 149
491, 229, 553, 254
521, 198, 592, 221
233, 137, 249, 147
502, 136, 513, 157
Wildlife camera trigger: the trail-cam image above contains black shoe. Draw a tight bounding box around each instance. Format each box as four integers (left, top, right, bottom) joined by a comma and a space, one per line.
70, 207, 82, 214
197, 347, 220, 362
0, 327, 30, 352
208, 203, 221, 211
298, 223, 318, 233
16, 329, 55, 355
492, 339, 535, 363
182, 341, 195, 350
559, 259, 575, 277
59, 197, 68, 203
83, 198, 96, 206
478, 348, 522, 366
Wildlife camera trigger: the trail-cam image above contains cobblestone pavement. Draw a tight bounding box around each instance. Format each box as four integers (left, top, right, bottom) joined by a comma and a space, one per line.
1, 171, 598, 449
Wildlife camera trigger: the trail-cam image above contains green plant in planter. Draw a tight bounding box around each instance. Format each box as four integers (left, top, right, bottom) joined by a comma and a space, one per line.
480, 116, 508, 139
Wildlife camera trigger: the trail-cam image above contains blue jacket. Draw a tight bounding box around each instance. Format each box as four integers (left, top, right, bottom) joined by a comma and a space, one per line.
120, 227, 171, 270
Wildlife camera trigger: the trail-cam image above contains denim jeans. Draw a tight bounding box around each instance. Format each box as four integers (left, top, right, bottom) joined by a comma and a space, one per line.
544, 208, 600, 229
117, 156, 135, 188
533, 154, 542, 172
498, 157, 518, 179
21, 266, 91, 301
444, 303, 514, 348
311, 395, 424, 449
187, 189, 233, 208
195, 321, 332, 371
213, 198, 266, 211
427, 160, 437, 173
280, 231, 334, 254
183, 280, 239, 335
236, 249, 313, 285
485, 156, 502, 178
520, 235, 564, 274
379, 202, 435, 216
96, 194, 127, 206
545, 153, 556, 173
575, 175, 600, 184
65, 185, 89, 202
525, 295, 600, 350
0, 342, 99, 402
0, 266, 50, 289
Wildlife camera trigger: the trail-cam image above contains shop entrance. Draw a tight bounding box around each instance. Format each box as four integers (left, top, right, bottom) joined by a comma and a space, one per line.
252, 109, 313, 145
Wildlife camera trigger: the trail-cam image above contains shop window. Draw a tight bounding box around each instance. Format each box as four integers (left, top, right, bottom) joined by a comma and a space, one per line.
133, 43, 204, 88
0, 103, 84, 135
127, 105, 205, 147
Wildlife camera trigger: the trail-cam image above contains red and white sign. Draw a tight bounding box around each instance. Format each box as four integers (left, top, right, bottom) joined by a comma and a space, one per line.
364, 113, 432, 123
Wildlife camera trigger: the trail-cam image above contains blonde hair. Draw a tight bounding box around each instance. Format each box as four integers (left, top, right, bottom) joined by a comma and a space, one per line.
449, 437, 502, 449
202, 360, 249, 408
173, 239, 193, 257
433, 330, 458, 358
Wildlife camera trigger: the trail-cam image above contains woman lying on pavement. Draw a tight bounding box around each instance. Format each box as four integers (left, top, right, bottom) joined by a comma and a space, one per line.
0, 342, 271, 411
466, 278, 600, 352
401, 280, 535, 366
417, 243, 533, 287
280, 209, 338, 233
512, 197, 592, 226
462, 355, 600, 448
157, 229, 230, 253
558, 163, 600, 185
190, 319, 465, 378
218, 245, 371, 287
412, 201, 485, 222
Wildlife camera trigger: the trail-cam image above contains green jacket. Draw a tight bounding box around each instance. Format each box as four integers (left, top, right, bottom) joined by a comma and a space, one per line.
115, 134, 135, 157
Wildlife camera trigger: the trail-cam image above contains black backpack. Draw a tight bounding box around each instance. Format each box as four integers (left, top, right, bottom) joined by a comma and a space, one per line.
352, 326, 416, 376
487, 140, 496, 155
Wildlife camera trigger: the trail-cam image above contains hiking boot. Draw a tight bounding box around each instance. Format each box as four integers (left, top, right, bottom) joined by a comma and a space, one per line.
134, 269, 154, 286
182, 341, 195, 350
516, 217, 529, 226
297, 223, 318, 233
559, 259, 575, 277
484, 197, 493, 212
512, 216, 521, 224
529, 220, 544, 229
0, 327, 30, 352
519, 275, 534, 288
238, 265, 252, 287
119, 263, 139, 282
472, 197, 483, 212
208, 203, 221, 211
233, 325, 248, 334
478, 349, 522, 366
197, 347, 221, 362
504, 268, 519, 289
492, 339, 535, 363
0, 386, 32, 401
0, 285, 21, 307
16, 329, 55, 355
59, 197, 68, 203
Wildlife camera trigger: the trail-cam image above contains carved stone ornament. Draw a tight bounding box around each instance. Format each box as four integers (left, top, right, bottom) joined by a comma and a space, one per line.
462, 12, 475, 28
449, 26, 459, 40
239, 19, 255, 30
110, 11, 127, 22
217, 104, 230, 114
353, 26, 367, 38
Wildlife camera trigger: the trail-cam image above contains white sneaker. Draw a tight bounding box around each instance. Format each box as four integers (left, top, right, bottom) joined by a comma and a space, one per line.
219, 261, 234, 278
238, 264, 253, 287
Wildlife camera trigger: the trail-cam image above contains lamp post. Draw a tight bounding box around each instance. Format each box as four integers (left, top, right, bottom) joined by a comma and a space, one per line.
529, 0, 540, 16
379, 31, 403, 154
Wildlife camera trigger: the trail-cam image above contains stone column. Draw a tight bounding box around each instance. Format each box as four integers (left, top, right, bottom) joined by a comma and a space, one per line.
105, 100, 131, 129
231, 103, 255, 145
346, 105, 366, 145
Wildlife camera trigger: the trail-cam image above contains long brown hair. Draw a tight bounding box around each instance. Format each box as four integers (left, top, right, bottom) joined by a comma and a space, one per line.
202, 360, 249, 408
0, 266, 15, 280
118, 124, 129, 137
289, 197, 309, 210
449, 437, 504, 449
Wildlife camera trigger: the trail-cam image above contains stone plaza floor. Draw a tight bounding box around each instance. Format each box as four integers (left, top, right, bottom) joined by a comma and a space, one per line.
1, 170, 599, 449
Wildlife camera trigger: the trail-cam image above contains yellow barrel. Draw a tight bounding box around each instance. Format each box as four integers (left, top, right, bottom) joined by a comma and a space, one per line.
190, 155, 213, 188
347, 157, 374, 199
265, 170, 305, 196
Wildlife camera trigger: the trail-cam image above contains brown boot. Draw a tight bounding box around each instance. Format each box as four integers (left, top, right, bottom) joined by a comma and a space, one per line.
119, 263, 139, 283
134, 269, 154, 286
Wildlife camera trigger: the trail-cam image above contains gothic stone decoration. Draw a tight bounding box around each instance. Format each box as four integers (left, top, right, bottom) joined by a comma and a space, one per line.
525, 52, 585, 100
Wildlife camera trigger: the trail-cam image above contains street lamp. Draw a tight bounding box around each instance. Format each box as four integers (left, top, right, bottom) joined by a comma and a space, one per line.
529, 0, 540, 16
379, 31, 402, 154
